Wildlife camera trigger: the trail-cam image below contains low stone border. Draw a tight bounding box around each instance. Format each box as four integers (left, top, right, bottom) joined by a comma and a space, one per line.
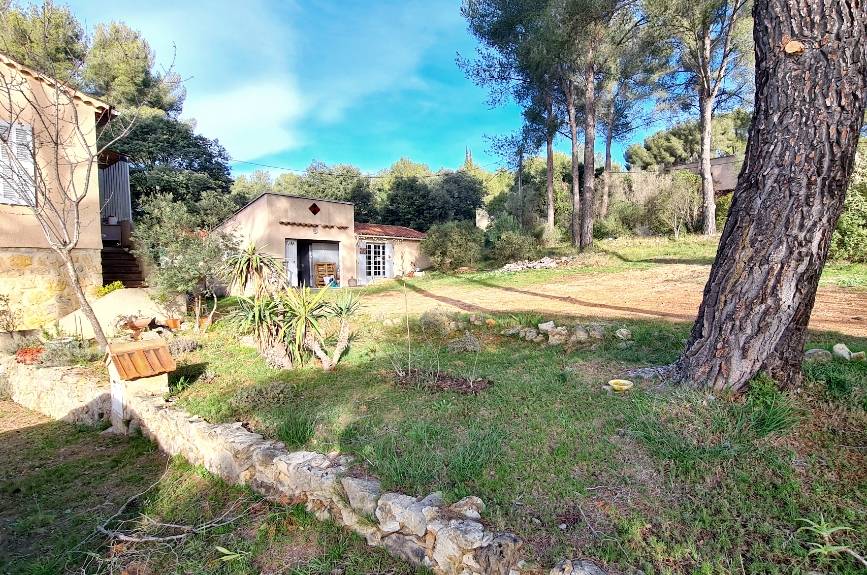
122, 388, 523, 575
6, 359, 609, 575
1, 357, 110, 424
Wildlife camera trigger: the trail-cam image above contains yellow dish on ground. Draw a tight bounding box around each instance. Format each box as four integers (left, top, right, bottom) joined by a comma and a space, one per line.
608, 379, 634, 392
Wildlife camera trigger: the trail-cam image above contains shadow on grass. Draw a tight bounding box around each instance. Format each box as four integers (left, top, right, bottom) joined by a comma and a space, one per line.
596, 245, 716, 266
0, 401, 165, 575
422, 275, 696, 321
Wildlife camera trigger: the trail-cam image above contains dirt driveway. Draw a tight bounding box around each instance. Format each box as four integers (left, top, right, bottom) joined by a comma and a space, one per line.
363, 264, 867, 337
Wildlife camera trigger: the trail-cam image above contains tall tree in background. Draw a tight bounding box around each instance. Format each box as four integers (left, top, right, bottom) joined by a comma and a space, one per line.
657, 0, 866, 392
0, 1, 85, 80
83, 22, 184, 114
461, 0, 563, 236
649, 0, 752, 234
598, 22, 669, 217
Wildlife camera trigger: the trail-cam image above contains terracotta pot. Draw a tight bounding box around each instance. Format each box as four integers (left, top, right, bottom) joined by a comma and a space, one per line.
165, 318, 181, 330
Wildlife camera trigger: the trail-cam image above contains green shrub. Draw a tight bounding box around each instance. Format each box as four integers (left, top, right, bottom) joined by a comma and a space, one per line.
830, 169, 867, 262
484, 213, 521, 245
95, 281, 124, 298
715, 193, 733, 230
593, 202, 645, 238
168, 337, 199, 355
421, 221, 484, 271
489, 231, 538, 264
419, 307, 455, 337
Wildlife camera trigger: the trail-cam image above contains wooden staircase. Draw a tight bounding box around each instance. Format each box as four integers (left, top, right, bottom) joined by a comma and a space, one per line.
101, 247, 145, 288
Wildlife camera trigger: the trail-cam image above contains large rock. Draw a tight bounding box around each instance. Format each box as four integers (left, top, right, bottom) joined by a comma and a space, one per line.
341, 477, 381, 516
475, 533, 522, 575
614, 328, 632, 341
832, 343, 852, 360
432, 520, 491, 573
804, 348, 833, 363
538, 321, 556, 333
851, 351, 866, 361
382, 533, 428, 566
449, 496, 485, 520
376, 492, 441, 536
571, 326, 590, 343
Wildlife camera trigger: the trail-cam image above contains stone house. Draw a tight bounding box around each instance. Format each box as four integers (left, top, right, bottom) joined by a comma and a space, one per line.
216, 193, 428, 288
0, 54, 135, 329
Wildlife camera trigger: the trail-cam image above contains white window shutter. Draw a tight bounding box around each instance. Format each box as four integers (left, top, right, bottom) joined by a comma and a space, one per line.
385, 242, 394, 278
13, 123, 34, 206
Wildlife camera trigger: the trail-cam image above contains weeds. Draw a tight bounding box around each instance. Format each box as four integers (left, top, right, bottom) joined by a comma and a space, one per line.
798, 515, 867, 570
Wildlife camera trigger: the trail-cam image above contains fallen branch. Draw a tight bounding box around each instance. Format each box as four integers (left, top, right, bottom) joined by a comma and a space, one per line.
96, 468, 250, 543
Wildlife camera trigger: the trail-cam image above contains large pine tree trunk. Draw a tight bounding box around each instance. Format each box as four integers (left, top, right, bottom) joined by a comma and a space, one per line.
564, 79, 581, 247
699, 91, 716, 235
674, 0, 867, 393
545, 95, 556, 232
580, 55, 596, 249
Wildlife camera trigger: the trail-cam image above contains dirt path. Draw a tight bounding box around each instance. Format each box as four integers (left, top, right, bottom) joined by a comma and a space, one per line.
363, 264, 867, 337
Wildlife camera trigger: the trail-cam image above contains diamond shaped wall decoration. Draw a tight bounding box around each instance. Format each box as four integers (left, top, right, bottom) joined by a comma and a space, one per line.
308, 202, 320, 215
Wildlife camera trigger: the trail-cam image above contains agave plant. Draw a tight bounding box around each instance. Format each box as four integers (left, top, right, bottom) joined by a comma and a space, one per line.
224, 242, 286, 297
230, 295, 293, 368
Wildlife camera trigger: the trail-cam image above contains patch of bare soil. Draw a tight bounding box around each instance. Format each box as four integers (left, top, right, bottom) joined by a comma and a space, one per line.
393, 369, 492, 394
363, 264, 867, 337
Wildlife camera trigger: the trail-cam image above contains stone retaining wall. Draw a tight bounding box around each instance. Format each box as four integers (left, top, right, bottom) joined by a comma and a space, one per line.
0, 247, 102, 329
123, 387, 524, 575
1, 357, 110, 424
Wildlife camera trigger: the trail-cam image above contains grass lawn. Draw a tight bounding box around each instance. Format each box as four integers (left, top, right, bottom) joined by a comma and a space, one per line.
170, 238, 867, 575
0, 401, 421, 575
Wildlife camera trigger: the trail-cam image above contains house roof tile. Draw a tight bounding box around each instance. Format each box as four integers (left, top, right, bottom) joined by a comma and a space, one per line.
354, 222, 426, 240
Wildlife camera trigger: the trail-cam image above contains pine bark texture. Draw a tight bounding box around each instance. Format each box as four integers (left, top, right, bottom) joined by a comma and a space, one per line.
675, 0, 867, 393
602, 115, 613, 218
580, 55, 596, 249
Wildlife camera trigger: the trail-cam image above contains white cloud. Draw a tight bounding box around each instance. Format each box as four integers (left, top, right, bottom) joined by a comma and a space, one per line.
182, 79, 307, 160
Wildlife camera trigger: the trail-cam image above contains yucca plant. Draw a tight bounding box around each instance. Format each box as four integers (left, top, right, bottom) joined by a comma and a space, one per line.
282, 287, 332, 367
327, 291, 361, 367
224, 242, 286, 297
230, 295, 293, 368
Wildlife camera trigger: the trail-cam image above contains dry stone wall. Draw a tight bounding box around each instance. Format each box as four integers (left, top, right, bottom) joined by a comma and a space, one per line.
0, 247, 102, 329
6, 360, 608, 575
122, 387, 525, 575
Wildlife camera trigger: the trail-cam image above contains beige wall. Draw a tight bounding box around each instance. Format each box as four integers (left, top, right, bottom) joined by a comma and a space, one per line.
218, 194, 358, 287
0, 60, 104, 251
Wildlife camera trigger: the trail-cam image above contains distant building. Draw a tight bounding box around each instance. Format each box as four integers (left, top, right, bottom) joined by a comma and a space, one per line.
669, 154, 742, 195
216, 193, 429, 288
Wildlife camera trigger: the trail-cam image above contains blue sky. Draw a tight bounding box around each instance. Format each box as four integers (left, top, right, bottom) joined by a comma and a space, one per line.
68, 0, 647, 176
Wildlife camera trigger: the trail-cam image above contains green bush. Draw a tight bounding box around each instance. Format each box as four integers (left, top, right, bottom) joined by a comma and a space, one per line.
830, 159, 866, 262
95, 280, 124, 298
421, 221, 484, 271
484, 213, 521, 245
489, 231, 539, 264
593, 201, 646, 238
39, 339, 101, 367
715, 193, 733, 230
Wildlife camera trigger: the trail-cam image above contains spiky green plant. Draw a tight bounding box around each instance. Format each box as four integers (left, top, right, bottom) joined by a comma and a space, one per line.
224, 242, 286, 297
